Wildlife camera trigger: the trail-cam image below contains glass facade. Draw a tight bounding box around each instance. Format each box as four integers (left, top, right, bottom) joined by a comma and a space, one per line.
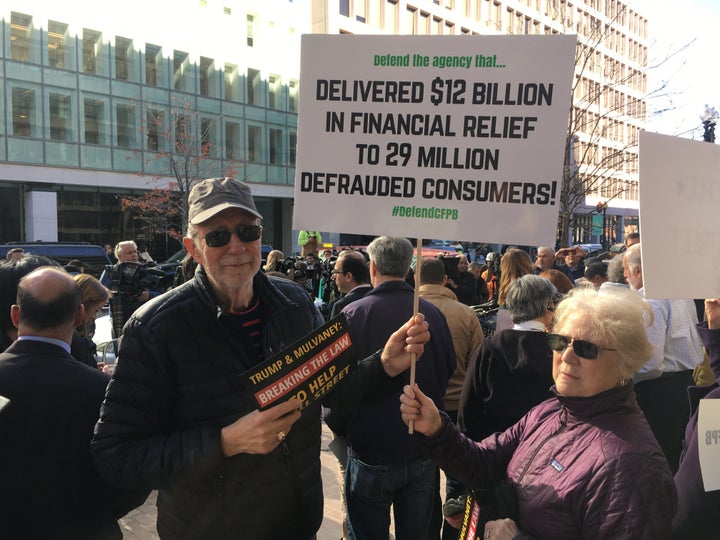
0, 7, 300, 249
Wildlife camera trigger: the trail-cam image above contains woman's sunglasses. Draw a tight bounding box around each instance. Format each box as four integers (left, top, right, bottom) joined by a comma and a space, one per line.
547, 333, 615, 360
202, 225, 263, 248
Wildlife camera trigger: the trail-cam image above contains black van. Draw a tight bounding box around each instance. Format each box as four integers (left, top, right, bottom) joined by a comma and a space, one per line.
0, 242, 112, 277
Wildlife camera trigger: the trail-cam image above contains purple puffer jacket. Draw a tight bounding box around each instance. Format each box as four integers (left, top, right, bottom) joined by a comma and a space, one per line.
672, 322, 720, 539
424, 383, 677, 539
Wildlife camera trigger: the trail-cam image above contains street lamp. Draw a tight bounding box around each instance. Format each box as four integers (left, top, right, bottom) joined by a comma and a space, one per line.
701, 104, 718, 143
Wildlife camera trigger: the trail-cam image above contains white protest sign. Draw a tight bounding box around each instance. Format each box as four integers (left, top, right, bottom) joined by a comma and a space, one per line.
639, 131, 720, 298
294, 34, 576, 245
697, 399, 720, 492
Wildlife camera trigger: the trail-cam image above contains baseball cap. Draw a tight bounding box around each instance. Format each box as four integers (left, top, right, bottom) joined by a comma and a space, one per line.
188, 177, 263, 225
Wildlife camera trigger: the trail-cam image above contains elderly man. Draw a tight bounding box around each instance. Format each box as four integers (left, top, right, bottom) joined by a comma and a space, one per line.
101, 240, 163, 337
623, 243, 703, 472
333, 236, 456, 540
0, 268, 146, 538
535, 245, 575, 283
330, 249, 372, 318
91, 178, 430, 539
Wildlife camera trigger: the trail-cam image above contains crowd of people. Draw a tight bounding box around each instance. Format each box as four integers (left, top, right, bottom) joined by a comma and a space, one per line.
0, 178, 718, 539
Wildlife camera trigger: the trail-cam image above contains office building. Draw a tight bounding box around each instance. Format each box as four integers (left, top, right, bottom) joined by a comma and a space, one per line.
0, 0, 647, 253
0, 0, 304, 256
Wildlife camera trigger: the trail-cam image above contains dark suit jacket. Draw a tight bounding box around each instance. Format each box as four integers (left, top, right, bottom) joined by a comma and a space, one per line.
0, 340, 148, 539
330, 284, 372, 319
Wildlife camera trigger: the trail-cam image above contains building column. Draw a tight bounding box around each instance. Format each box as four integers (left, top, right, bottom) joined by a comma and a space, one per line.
25, 190, 58, 241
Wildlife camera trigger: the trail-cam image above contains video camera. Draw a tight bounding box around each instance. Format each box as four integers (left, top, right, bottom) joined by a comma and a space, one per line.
108, 261, 164, 299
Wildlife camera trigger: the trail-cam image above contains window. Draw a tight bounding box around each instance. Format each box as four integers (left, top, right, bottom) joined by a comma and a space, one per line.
225, 63, 239, 101
48, 21, 69, 68
145, 44, 162, 86
247, 125, 262, 162
82, 29, 102, 74
247, 68, 261, 106
201, 117, 216, 156
355, 0, 367, 22
200, 56, 215, 97
247, 14, 256, 47
49, 92, 72, 141
268, 75, 281, 109
84, 99, 104, 145
288, 80, 299, 113
384, 0, 398, 33
225, 122, 240, 159
289, 131, 297, 167
12, 88, 34, 137
269, 128, 283, 165
173, 51, 189, 91
431, 16, 442, 35
116, 104, 135, 148
175, 114, 190, 151
115, 36, 133, 80
418, 12, 430, 34
406, 7, 417, 34
339, 0, 350, 16
146, 109, 163, 151
10, 12, 32, 62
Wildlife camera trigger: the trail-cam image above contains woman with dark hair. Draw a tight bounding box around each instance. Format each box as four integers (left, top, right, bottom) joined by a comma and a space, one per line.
401, 287, 676, 539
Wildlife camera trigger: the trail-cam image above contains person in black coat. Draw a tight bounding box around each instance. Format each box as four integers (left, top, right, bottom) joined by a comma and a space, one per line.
329, 249, 372, 318
0, 267, 147, 539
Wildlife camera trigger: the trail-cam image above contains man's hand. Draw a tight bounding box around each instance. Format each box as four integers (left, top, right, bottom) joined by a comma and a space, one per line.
399, 384, 443, 437
484, 518, 520, 540
220, 398, 302, 457
379, 313, 430, 377
705, 299, 720, 330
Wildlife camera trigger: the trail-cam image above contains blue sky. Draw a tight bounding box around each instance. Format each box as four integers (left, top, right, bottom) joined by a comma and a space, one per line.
634, 0, 720, 138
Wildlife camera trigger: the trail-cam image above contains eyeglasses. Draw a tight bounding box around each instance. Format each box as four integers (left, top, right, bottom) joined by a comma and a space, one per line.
546, 293, 565, 313
331, 269, 344, 276
202, 225, 262, 247
547, 333, 615, 360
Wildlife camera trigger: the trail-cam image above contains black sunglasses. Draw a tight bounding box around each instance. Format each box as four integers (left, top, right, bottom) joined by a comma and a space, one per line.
202, 225, 262, 247
547, 333, 615, 360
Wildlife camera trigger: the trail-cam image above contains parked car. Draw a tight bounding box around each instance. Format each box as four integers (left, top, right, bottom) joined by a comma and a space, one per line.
0, 242, 112, 277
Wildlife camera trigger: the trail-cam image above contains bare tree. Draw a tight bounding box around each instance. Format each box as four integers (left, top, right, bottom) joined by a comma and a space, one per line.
553, 2, 690, 247
120, 97, 240, 235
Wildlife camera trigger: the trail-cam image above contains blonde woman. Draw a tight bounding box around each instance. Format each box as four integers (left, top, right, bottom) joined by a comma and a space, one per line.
263, 249, 285, 273
70, 273, 110, 369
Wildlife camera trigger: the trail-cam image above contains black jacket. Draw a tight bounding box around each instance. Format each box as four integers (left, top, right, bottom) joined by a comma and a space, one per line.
0, 340, 147, 539
91, 268, 398, 539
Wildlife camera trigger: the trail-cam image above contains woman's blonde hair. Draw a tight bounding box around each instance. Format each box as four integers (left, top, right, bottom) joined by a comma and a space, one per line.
73, 273, 111, 337
553, 287, 654, 379
263, 250, 285, 272
497, 249, 534, 305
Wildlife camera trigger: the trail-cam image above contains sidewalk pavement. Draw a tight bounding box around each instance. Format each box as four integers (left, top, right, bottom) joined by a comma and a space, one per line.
117, 422, 346, 539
